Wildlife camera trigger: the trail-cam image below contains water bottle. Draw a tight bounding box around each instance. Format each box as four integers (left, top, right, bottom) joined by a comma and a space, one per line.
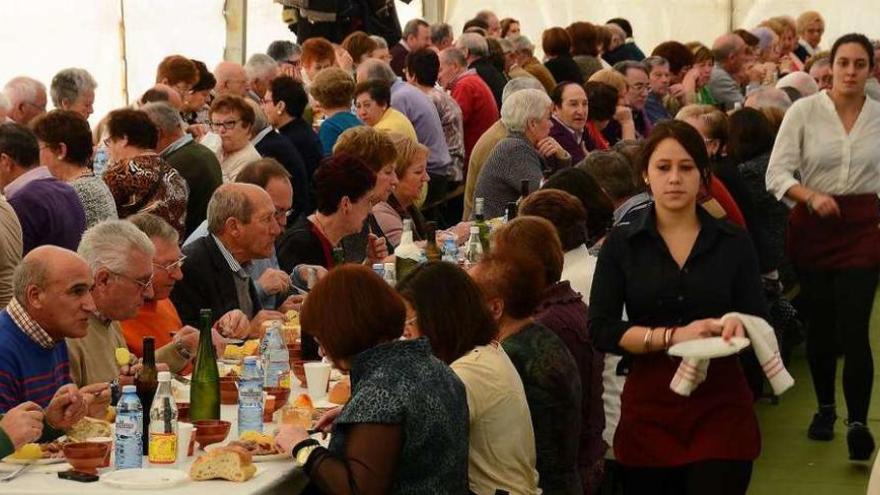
442, 238, 458, 263
238, 356, 264, 434
115, 385, 143, 469
383, 262, 396, 285
262, 323, 290, 388
372, 263, 385, 279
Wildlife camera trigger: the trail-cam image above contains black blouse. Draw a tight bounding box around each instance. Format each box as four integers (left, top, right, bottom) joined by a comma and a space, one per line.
588, 205, 767, 355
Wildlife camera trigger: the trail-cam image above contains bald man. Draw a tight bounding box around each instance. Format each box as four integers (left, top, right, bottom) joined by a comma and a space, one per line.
708, 33, 750, 110
171, 184, 285, 335
214, 62, 249, 98
0, 247, 109, 411
139, 83, 184, 110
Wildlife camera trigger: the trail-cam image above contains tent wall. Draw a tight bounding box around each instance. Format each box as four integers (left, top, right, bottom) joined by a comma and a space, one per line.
445, 0, 877, 58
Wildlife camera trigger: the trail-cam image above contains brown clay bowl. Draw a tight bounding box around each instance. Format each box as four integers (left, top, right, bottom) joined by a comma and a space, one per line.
287, 343, 302, 368
176, 402, 190, 423
220, 376, 238, 405
292, 361, 306, 387
265, 386, 291, 409
193, 420, 231, 449
63, 442, 110, 475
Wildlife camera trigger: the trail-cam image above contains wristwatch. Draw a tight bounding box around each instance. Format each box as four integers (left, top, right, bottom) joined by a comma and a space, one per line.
292, 438, 320, 466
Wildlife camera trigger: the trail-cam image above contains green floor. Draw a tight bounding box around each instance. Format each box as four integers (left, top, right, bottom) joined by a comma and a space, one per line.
750, 289, 880, 494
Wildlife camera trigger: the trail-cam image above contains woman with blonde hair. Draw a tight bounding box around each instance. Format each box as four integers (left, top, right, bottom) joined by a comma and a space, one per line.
761, 16, 804, 73
372, 134, 430, 247
794, 11, 825, 63
589, 69, 636, 145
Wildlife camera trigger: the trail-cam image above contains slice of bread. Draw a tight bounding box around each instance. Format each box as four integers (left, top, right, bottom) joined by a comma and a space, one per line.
190, 447, 257, 482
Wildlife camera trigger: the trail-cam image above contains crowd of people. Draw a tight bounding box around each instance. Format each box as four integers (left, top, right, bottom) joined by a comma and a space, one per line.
0, 6, 878, 495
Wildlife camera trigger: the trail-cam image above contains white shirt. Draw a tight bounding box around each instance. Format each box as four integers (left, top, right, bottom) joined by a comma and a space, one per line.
766, 91, 880, 201
561, 244, 597, 301
217, 143, 262, 183
451, 344, 539, 495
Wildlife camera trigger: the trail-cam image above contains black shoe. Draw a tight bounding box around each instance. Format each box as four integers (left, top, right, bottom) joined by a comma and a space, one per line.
807, 409, 837, 441
847, 422, 875, 461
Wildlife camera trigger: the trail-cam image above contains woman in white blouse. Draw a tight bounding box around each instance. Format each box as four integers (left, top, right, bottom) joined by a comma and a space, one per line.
765, 33, 880, 462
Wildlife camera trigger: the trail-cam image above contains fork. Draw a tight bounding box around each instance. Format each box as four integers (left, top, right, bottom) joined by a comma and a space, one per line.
0, 463, 32, 482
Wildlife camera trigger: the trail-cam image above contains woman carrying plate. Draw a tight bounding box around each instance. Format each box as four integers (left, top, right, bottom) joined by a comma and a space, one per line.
588, 120, 767, 495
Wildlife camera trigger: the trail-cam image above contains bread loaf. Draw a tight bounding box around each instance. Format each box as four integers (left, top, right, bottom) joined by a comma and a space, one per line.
329, 378, 350, 405
190, 447, 257, 482
68, 417, 112, 441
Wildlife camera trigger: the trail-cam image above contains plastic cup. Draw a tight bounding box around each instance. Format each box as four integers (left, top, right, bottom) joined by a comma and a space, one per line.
304, 362, 331, 400
177, 423, 194, 461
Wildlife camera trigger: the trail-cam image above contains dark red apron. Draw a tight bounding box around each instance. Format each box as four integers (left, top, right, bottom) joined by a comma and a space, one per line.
787, 194, 880, 270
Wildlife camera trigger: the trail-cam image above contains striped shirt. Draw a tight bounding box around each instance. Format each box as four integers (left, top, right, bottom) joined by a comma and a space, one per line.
0, 309, 70, 412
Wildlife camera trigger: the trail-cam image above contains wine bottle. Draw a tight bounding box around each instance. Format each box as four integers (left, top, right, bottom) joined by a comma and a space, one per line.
135, 337, 158, 455
189, 309, 220, 420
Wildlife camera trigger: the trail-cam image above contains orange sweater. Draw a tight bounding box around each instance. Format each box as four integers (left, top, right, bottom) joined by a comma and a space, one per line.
120, 299, 191, 374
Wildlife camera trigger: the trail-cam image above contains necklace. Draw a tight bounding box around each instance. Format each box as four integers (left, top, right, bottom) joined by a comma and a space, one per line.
311, 214, 333, 244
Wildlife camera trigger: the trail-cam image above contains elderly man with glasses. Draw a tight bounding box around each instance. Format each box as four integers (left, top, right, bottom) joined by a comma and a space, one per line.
66, 220, 194, 388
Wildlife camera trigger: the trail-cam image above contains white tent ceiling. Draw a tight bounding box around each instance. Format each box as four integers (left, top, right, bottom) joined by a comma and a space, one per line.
0, 0, 874, 127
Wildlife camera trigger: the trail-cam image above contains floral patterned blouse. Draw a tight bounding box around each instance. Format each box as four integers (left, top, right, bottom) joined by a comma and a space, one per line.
103, 153, 188, 237
329, 337, 470, 494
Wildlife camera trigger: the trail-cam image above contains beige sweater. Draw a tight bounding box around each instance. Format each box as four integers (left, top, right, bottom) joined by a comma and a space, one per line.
67, 316, 188, 386
0, 196, 22, 308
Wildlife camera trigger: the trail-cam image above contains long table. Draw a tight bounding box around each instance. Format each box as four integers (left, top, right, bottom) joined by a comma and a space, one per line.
0, 385, 326, 494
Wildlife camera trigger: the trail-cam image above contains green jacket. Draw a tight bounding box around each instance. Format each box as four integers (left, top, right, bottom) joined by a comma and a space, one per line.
0, 417, 65, 459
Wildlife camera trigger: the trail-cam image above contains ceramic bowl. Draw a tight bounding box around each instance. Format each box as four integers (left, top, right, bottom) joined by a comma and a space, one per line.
63, 442, 110, 475
192, 420, 231, 449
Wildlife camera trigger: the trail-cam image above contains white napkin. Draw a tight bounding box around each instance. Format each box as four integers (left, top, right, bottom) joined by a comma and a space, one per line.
670, 312, 795, 397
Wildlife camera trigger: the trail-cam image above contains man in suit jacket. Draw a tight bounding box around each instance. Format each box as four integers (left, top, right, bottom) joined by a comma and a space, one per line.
251, 118, 311, 221
389, 18, 431, 77
143, 102, 223, 238
171, 184, 289, 334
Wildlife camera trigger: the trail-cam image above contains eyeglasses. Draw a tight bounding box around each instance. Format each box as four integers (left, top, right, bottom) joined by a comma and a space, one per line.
632, 83, 650, 93
274, 208, 292, 221
108, 269, 153, 292
153, 255, 186, 273
210, 119, 241, 131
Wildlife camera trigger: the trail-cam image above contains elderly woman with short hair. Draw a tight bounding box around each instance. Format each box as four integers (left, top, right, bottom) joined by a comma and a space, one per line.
101, 109, 188, 237
309, 67, 361, 156
372, 134, 430, 247
32, 110, 117, 227
49, 68, 97, 120
473, 89, 566, 218
209, 95, 262, 182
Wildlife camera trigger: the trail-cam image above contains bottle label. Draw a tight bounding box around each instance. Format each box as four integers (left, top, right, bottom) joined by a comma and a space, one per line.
149, 433, 177, 464
116, 415, 141, 436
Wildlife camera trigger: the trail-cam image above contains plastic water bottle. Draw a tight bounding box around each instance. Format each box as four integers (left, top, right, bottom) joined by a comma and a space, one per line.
383, 262, 396, 285
262, 323, 290, 388
442, 238, 458, 263
115, 385, 143, 469
238, 356, 264, 434
372, 263, 385, 279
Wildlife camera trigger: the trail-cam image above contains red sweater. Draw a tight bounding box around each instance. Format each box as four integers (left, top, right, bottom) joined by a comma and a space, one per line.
449, 72, 499, 162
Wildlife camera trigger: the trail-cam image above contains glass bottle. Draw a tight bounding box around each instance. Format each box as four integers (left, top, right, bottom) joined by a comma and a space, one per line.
189, 309, 220, 420
135, 337, 158, 455
148, 371, 178, 464
395, 219, 421, 280
465, 225, 484, 267
424, 222, 442, 262
474, 197, 491, 252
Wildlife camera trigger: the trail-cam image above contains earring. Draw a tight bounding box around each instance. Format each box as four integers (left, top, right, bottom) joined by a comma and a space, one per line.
57, 156, 63, 160
643, 177, 649, 186
277, 111, 283, 116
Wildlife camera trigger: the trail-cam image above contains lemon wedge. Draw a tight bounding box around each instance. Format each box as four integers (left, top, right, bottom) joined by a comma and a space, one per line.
115, 348, 131, 367
11, 443, 42, 460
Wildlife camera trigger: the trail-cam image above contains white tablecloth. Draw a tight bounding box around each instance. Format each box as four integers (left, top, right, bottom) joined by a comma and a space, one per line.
0, 377, 332, 495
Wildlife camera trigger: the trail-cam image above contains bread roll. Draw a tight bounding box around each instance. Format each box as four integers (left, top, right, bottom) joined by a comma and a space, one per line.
329, 378, 350, 405
68, 417, 112, 441
190, 447, 257, 482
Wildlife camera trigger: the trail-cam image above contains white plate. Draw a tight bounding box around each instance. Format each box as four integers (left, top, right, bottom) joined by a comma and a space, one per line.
204, 443, 290, 462
100, 468, 189, 489
668, 336, 750, 359
1, 455, 66, 465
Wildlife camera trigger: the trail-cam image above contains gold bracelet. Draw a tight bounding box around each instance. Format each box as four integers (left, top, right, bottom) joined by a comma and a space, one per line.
663, 327, 672, 349
643, 327, 654, 352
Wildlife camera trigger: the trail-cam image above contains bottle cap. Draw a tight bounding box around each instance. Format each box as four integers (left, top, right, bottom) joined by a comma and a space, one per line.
158, 371, 171, 382
122, 385, 136, 393
372, 263, 384, 270
470, 226, 480, 234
